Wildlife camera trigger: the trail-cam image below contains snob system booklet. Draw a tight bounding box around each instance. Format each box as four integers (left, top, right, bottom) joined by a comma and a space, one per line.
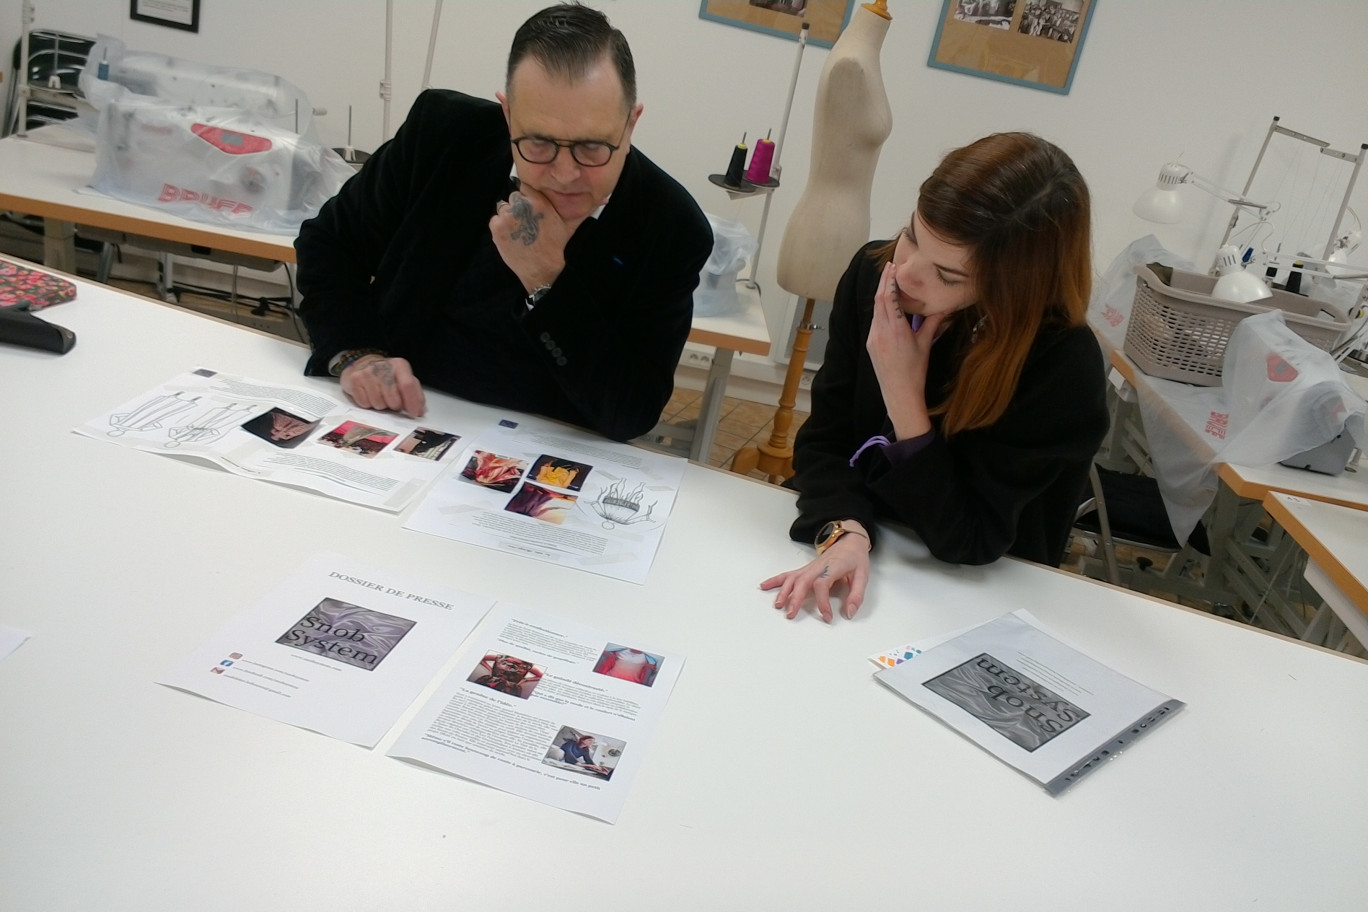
876, 610, 1183, 794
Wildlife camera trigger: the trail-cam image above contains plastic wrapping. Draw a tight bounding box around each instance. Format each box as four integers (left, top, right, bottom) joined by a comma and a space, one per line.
88, 95, 355, 235
1221, 310, 1366, 465
1133, 310, 1366, 543
692, 215, 755, 317
79, 36, 318, 138
75, 36, 351, 234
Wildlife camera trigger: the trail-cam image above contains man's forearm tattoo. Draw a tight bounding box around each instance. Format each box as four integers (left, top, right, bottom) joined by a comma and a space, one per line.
509, 195, 542, 246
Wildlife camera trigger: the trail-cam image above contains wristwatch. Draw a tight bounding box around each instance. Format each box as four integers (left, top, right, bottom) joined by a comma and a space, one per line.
814, 520, 869, 555
524, 283, 552, 311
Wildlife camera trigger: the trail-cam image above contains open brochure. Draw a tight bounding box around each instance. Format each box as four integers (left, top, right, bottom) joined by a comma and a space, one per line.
404, 416, 686, 584
75, 368, 489, 512
876, 610, 1183, 794
157, 554, 494, 747
389, 604, 684, 824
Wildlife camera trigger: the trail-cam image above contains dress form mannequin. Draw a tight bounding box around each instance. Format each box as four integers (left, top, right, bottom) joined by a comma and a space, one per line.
777, 1, 893, 301
732, 1, 892, 483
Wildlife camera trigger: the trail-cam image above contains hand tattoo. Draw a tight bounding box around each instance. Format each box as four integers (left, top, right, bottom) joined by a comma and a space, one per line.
509, 195, 542, 246
368, 359, 395, 387
818, 566, 831, 579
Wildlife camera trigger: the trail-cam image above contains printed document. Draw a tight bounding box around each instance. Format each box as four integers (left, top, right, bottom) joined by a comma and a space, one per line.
404, 416, 686, 583
389, 604, 684, 823
877, 610, 1183, 794
75, 368, 488, 511
158, 553, 494, 747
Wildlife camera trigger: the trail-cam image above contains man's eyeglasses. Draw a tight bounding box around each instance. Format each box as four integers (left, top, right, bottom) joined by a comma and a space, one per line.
509, 114, 630, 168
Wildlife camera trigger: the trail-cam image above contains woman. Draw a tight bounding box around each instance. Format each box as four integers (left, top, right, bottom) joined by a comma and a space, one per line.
762, 133, 1108, 623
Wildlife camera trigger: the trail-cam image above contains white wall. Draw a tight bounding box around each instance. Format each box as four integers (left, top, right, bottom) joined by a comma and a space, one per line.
3, 0, 1366, 356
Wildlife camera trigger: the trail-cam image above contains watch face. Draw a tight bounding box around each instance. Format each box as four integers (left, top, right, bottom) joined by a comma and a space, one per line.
816, 521, 839, 549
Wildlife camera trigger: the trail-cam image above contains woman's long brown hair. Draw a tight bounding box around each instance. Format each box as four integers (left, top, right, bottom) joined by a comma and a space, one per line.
874, 132, 1092, 436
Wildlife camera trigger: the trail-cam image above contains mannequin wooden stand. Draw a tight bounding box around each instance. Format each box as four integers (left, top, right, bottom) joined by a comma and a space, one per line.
729, 297, 815, 484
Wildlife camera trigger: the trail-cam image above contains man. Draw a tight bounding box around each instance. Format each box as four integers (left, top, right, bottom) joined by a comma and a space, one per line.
295, 3, 712, 442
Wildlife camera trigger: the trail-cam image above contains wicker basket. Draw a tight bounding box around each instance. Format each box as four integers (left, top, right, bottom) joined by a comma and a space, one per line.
1123, 263, 1351, 386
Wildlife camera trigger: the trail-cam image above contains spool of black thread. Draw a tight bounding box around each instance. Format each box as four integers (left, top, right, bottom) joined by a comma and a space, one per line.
723, 133, 748, 188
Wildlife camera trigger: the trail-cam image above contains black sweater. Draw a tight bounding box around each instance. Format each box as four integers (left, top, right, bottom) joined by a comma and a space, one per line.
788, 242, 1109, 566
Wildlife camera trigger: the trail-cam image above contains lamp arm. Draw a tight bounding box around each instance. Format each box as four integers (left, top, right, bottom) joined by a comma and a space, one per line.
1183, 169, 1276, 218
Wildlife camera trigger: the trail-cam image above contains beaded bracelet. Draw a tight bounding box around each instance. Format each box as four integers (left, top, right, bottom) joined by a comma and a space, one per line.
328, 348, 388, 377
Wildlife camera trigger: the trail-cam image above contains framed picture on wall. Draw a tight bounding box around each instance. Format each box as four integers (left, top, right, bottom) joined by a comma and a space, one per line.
699, 0, 856, 49
927, 0, 1095, 95
130, 0, 201, 33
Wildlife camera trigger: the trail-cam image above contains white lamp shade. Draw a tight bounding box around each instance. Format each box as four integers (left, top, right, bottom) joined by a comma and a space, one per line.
1211, 245, 1272, 303
1133, 187, 1183, 223
1132, 163, 1190, 224
1212, 270, 1273, 302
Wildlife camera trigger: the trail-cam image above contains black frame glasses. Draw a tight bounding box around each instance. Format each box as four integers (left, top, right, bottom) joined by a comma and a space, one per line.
509, 114, 631, 168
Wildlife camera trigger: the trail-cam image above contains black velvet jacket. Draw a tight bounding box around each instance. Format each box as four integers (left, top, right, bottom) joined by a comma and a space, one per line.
295, 89, 712, 441
789, 242, 1109, 566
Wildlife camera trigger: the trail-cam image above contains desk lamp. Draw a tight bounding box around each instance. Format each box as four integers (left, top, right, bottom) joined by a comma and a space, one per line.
1211, 245, 1273, 302
1133, 163, 1277, 225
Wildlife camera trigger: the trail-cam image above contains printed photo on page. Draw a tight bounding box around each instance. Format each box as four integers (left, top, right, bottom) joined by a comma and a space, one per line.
157, 553, 495, 747
388, 604, 684, 823
403, 416, 686, 584
74, 368, 490, 511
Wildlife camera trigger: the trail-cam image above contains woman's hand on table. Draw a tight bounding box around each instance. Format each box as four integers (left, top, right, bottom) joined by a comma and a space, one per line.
760, 533, 871, 623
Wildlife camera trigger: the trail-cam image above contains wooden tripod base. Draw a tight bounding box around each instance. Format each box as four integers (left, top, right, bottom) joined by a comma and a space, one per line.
729, 296, 816, 485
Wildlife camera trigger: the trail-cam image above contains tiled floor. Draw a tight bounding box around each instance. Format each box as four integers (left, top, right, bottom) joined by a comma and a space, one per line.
660, 386, 808, 479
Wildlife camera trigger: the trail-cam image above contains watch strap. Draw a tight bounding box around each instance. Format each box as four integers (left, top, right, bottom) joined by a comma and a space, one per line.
525, 284, 553, 311
815, 520, 869, 555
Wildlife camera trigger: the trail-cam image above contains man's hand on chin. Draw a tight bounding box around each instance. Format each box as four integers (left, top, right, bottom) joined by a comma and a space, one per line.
489, 185, 572, 293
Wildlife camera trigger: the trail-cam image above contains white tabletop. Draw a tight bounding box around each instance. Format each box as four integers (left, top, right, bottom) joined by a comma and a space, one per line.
0, 131, 298, 262
1265, 492, 1368, 613
687, 281, 770, 356
4, 272, 1368, 910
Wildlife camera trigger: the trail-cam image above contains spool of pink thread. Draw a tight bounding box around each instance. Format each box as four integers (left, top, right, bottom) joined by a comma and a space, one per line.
745, 137, 775, 184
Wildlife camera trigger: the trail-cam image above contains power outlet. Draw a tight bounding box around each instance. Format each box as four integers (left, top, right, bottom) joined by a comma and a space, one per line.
682, 348, 713, 369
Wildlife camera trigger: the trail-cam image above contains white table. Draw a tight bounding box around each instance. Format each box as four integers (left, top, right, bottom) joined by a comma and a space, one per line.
0, 131, 296, 274
4, 275, 1368, 911
1264, 491, 1368, 648
0, 134, 771, 463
